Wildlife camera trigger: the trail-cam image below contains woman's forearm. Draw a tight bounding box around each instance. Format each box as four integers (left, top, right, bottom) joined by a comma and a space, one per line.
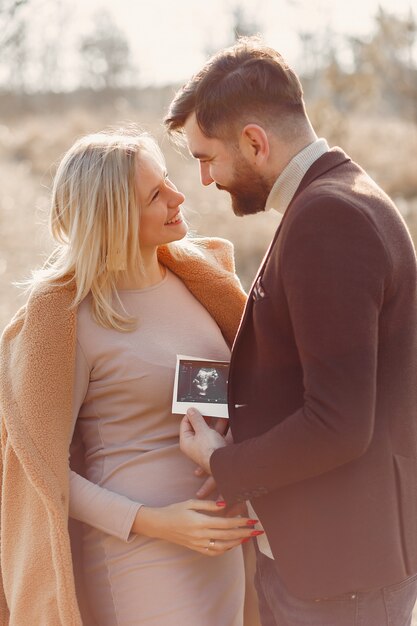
69, 470, 141, 541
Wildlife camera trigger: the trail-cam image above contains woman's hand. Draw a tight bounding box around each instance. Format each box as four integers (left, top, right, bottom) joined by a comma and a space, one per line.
132, 499, 261, 556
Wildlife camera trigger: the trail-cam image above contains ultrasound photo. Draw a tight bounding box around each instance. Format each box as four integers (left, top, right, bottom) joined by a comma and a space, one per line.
172, 356, 230, 418
177, 361, 228, 404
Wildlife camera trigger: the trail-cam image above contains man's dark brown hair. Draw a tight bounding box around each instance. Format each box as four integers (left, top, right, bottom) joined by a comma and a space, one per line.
164, 36, 306, 139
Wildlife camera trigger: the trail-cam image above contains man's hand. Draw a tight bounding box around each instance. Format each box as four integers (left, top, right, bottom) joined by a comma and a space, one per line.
180, 408, 227, 474
195, 427, 234, 499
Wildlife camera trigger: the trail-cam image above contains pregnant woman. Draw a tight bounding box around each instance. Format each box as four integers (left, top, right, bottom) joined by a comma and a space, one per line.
0, 128, 260, 625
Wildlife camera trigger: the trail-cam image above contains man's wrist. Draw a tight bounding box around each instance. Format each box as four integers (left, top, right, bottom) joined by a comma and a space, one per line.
204, 447, 216, 475
208, 442, 226, 474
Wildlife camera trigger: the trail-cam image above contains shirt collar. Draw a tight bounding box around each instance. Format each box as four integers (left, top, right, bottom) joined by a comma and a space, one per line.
265, 138, 329, 214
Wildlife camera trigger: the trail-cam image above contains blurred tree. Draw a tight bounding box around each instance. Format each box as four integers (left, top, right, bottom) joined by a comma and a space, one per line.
299, 31, 320, 79
36, 2, 72, 92
3, 18, 28, 92
0, 0, 29, 91
79, 11, 134, 90
0, 0, 28, 49
349, 8, 417, 120
323, 50, 377, 112
309, 8, 417, 121
204, 1, 262, 58
0, 0, 72, 93
232, 3, 261, 39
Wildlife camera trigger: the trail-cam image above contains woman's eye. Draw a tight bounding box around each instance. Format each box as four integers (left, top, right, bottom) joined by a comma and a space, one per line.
151, 190, 160, 202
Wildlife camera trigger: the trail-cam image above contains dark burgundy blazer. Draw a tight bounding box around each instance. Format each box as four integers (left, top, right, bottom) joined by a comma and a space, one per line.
211, 148, 417, 599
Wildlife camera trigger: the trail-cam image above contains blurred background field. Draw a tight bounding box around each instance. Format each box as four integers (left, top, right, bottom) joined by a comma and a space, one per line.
1, 0, 417, 334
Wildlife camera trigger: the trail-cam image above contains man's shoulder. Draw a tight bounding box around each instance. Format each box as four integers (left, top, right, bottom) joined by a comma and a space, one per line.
288, 151, 395, 229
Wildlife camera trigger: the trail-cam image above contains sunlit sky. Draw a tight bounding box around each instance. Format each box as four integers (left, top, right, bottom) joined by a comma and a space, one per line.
20, 0, 417, 87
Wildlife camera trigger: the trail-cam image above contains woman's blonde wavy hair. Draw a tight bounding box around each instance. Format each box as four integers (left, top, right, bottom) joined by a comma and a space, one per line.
29, 127, 168, 331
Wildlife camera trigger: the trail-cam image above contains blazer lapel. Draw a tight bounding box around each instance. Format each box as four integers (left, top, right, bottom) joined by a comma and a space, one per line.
231, 147, 351, 354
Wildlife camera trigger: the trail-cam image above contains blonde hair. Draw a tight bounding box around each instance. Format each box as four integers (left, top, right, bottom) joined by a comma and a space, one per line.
29, 127, 166, 331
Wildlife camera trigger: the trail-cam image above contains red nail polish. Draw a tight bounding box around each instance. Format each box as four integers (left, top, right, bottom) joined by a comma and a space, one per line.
216, 500, 226, 507
251, 530, 265, 536
241, 537, 251, 544
247, 519, 259, 526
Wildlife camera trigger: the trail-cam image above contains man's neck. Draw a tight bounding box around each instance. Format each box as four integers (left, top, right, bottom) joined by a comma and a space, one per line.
264, 137, 330, 214
267, 127, 318, 183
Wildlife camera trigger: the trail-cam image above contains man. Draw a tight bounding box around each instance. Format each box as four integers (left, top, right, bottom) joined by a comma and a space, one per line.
164, 37, 417, 626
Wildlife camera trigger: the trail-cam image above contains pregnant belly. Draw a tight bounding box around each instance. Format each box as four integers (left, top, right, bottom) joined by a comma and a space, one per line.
86, 443, 211, 507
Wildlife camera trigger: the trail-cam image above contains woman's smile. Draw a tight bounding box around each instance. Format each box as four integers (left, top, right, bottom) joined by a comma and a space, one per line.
165, 210, 183, 225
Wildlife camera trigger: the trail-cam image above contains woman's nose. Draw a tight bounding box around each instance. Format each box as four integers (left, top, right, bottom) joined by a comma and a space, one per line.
168, 188, 185, 207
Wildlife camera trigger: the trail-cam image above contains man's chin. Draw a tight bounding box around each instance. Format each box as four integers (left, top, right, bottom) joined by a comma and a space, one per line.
231, 195, 266, 217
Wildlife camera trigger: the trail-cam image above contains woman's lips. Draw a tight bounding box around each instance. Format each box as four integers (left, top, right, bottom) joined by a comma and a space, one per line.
165, 211, 182, 225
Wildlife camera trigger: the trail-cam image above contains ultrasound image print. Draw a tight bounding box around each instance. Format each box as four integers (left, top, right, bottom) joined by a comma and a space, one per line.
177, 360, 229, 404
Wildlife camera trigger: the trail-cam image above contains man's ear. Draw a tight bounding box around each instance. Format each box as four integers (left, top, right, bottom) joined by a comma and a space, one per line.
239, 124, 270, 165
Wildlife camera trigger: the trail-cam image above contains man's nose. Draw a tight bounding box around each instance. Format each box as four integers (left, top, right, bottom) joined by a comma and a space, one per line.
199, 162, 214, 186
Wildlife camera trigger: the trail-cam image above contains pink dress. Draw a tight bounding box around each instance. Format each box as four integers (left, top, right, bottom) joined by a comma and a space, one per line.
69, 269, 245, 626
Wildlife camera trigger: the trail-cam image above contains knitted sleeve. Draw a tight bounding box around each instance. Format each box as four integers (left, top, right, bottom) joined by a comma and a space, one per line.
0, 420, 10, 624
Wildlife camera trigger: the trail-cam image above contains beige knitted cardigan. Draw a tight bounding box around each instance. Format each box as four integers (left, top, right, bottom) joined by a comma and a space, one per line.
0, 238, 246, 626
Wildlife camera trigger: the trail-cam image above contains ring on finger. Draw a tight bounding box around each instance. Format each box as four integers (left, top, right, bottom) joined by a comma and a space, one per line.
207, 538, 216, 550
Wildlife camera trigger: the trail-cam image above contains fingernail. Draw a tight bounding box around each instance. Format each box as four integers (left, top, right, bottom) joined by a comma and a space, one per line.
251, 530, 265, 536
241, 538, 251, 544
216, 500, 226, 507
247, 519, 259, 526
187, 408, 196, 416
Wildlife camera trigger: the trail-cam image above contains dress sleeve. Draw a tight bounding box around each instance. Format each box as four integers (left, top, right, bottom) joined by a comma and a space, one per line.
69, 470, 142, 542
69, 340, 142, 542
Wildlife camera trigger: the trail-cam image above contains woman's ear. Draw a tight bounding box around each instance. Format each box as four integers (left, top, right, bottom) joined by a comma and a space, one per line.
239, 124, 270, 166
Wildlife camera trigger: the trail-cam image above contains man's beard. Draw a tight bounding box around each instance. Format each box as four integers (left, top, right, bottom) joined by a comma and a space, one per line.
217, 153, 272, 217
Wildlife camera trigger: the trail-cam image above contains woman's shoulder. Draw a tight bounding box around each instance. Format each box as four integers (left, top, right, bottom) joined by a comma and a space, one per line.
1, 279, 76, 346
190, 236, 235, 269
159, 236, 237, 274
183, 235, 234, 253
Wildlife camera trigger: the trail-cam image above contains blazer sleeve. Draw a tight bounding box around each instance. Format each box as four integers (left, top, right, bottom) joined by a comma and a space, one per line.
211, 199, 391, 500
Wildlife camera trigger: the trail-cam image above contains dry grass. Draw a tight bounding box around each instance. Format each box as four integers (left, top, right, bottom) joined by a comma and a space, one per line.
0, 95, 416, 332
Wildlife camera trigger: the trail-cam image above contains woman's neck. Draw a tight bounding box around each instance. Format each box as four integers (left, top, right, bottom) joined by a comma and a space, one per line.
115, 249, 165, 290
